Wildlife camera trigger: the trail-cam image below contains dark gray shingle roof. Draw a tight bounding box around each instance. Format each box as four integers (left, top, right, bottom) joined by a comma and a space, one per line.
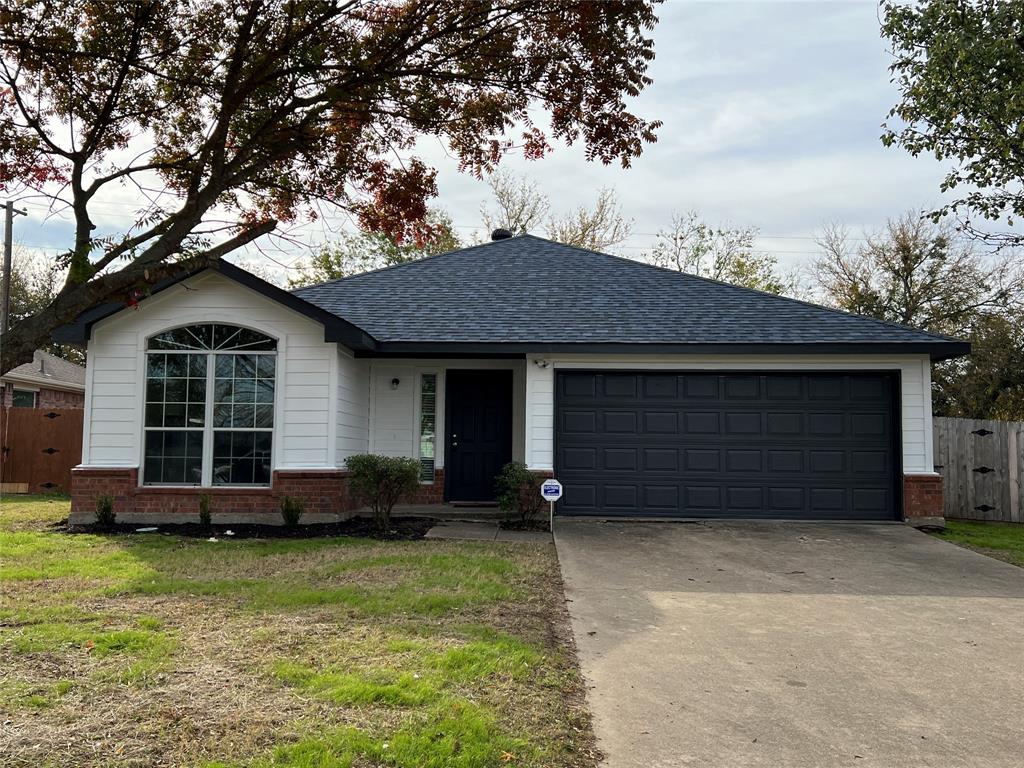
292, 235, 965, 354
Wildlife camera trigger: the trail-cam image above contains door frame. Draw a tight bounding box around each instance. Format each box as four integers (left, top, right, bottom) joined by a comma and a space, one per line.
552, 368, 903, 520
443, 368, 515, 503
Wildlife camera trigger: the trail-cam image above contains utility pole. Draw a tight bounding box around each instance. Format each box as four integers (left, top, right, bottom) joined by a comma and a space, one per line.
2, 200, 28, 334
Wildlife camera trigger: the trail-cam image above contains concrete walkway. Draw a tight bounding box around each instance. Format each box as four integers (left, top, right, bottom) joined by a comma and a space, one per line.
555, 520, 1024, 768
425, 520, 551, 543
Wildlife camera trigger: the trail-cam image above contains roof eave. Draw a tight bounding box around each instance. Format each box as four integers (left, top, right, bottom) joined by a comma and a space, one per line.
52, 261, 378, 351
355, 340, 972, 360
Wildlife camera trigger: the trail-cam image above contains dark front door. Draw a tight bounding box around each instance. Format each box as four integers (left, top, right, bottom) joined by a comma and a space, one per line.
555, 371, 899, 520
445, 370, 514, 502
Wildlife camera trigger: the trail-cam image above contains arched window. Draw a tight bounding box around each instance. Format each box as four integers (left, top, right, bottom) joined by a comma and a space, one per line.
143, 324, 277, 487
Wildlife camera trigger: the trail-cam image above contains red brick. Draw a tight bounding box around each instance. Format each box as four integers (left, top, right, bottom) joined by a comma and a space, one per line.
903, 474, 943, 520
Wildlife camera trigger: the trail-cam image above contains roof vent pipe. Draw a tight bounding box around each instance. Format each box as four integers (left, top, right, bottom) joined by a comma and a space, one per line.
491, 228, 514, 241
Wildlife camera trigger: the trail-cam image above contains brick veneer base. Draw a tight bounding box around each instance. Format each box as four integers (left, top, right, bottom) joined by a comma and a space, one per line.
903, 473, 944, 522
71, 467, 353, 522
409, 469, 445, 504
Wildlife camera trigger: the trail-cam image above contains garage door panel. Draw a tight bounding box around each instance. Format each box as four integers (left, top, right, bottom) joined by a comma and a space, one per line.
604, 374, 638, 397
561, 447, 597, 470
604, 411, 638, 433
768, 449, 803, 472
644, 411, 679, 433
645, 485, 679, 508
683, 375, 719, 398
685, 485, 721, 510
726, 449, 762, 472
604, 448, 638, 471
852, 450, 888, 473
555, 371, 897, 520
684, 448, 719, 471
768, 487, 805, 510
724, 375, 760, 399
645, 448, 680, 471
643, 375, 678, 398
604, 484, 639, 508
684, 412, 719, 433
765, 375, 803, 400
725, 412, 761, 434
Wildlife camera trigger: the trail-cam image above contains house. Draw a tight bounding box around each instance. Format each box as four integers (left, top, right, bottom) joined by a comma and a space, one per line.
57, 233, 968, 524
1, 350, 86, 409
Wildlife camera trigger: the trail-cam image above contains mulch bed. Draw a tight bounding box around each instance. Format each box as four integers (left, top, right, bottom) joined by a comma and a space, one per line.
62, 516, 435, 541
498, 518, 551, 532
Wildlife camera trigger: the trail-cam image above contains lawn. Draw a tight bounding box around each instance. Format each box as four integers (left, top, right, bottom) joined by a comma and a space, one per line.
0, 495, 596, 768
933, 519, 1024, 567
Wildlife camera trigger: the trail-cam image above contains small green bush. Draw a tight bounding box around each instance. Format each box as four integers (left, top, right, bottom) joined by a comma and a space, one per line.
495, 462, 545, 526
345, 454, 422, 531
94, 494, 116, 527
280, 496, 304, 527
198, 493, 212, 527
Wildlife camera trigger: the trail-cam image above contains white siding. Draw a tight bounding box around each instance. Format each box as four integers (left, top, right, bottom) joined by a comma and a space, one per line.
523, 354, 936, 474
367, 360, 526, 467
337, 348, 370, 464
81, 271, 337, 471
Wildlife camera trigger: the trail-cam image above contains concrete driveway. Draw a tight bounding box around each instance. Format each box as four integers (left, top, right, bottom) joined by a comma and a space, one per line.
555, 521, 1024, 768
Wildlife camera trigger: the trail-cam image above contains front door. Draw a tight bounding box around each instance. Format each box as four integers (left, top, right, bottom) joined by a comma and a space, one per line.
445, 370, 513, 502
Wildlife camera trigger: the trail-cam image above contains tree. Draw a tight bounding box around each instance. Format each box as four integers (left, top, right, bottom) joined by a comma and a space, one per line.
288, 210, 460, 287
0, 0, 661, 374
480, 170, 550, 236
812, 212, 1024, 420
547, 187, 633, 252
932, 309, 1024, 421
813, 213, 1023, 336
647, 211, 792, 294
480, 171, 633, 250
881, 1, 1024, 245
4, 247, 84, 363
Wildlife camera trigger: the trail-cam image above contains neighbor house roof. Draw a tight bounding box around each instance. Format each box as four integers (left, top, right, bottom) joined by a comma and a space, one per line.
1, 350, 86, 391
292, 234, 969, 359
55, 235, 969, 360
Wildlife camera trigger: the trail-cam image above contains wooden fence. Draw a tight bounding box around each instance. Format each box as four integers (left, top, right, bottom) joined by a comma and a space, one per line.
933, 417, 1023, 523
0, 407, 84, 494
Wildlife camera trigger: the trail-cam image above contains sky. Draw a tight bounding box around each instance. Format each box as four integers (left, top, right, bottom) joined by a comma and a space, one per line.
11, 0, 956, 281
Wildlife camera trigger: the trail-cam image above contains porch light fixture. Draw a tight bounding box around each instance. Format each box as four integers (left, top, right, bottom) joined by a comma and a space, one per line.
391, 377, 401, 389
533, 359, 550, 369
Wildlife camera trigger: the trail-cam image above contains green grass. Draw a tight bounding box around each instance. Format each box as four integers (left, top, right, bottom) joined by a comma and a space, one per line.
0, 493, 69, 531
0, 494, 592, 768
935, 520, 1024, 566
207, 700, 529, 768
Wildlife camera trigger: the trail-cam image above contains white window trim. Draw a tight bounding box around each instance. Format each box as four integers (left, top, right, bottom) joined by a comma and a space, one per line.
416, 370, 440, 484
140, 326, 279, 489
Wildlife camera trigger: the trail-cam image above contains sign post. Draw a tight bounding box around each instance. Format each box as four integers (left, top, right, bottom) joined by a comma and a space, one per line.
540, 478, 563, 533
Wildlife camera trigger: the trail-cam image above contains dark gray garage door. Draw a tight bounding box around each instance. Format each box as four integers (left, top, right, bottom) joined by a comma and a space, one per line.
555, 372, 898, 520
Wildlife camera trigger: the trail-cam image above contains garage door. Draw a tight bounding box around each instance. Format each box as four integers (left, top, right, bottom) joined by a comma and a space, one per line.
555, 371, 898, 520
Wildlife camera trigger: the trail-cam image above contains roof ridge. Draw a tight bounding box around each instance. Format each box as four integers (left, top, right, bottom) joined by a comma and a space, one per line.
290, 235, 525, 294
518, 234, 960, 344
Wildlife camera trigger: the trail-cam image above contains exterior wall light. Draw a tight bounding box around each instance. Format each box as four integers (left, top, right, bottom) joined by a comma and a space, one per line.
391, 377, 401, 389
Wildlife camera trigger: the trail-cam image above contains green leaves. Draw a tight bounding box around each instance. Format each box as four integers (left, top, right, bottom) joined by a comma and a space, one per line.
881, 0, 1024, 241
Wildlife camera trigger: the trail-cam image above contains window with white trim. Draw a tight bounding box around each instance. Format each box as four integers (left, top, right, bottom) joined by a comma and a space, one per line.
143, 323, 276, 486
418, 373, 437, 482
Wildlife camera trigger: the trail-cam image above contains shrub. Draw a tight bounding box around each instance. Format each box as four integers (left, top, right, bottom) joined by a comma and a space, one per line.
495, 462, 545, 526
94, 494, 116, 527
345, 454, 422, 531
280, 496, 304, 527
198, 493, 212, 527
